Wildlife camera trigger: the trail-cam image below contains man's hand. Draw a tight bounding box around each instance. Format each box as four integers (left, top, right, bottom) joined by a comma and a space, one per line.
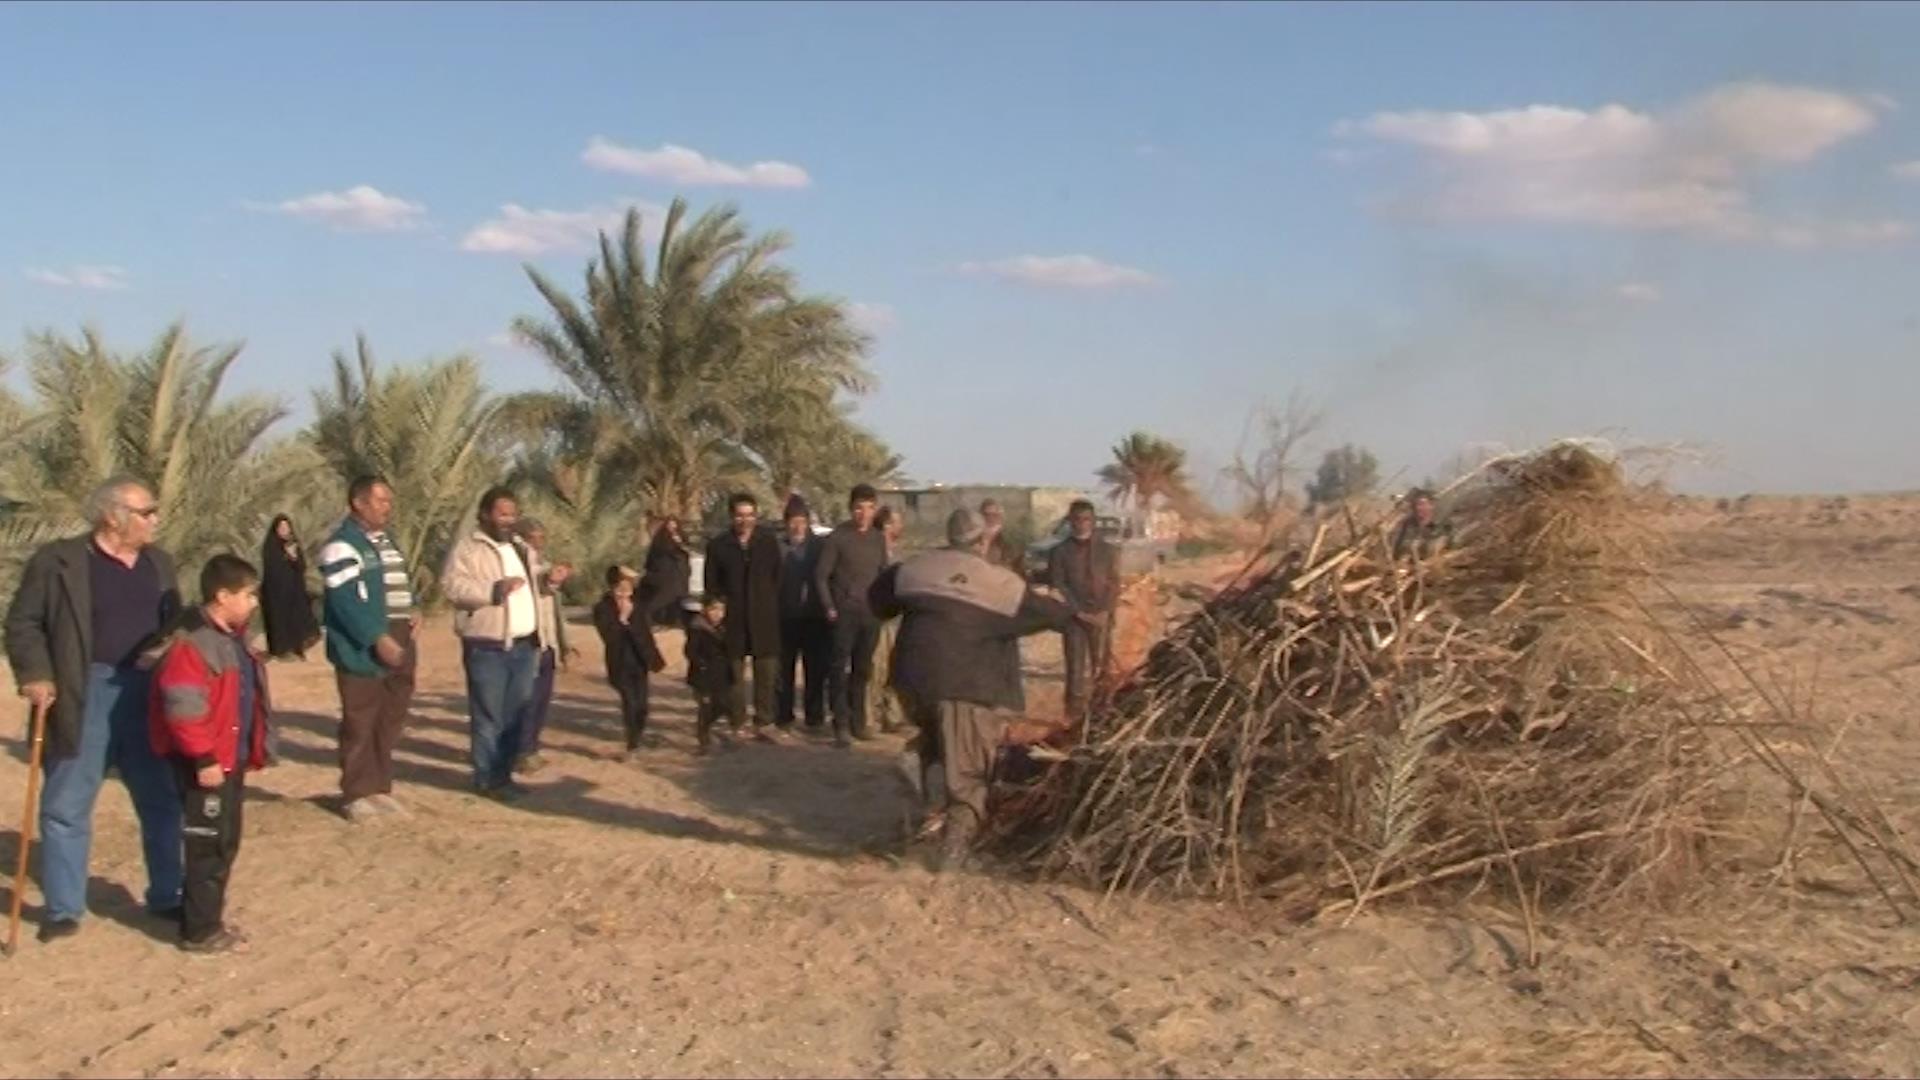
373, 634, 406, 669
21, 681, 55, 710
498, 577, 528, 600
196, 764, 224, 788
825, 607, 839, 624
615, 597, 635, 624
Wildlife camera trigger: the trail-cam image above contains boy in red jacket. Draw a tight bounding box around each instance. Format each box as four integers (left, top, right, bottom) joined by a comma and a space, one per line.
147, 554, 271, 955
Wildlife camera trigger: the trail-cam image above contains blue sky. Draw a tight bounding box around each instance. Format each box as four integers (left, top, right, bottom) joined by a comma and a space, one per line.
2, 1, 1916, 497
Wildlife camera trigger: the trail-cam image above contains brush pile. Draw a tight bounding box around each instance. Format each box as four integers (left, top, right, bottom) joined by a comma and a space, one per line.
1000, 442, 1727, 920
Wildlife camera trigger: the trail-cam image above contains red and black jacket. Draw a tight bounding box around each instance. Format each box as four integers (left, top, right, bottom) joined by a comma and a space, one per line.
145, 609, 273, 774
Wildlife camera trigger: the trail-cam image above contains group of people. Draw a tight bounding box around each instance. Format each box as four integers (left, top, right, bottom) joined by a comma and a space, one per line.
1, 471, 1126, 953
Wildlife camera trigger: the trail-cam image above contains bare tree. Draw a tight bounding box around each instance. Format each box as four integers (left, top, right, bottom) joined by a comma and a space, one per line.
1222, 391, 1325, 543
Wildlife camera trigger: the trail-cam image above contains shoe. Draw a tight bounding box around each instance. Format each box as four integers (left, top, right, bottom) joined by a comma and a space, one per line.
515, 753, 548, 776
476, 784, 520, 804
180, 928, 247, 955
37, 919, 79, 944
343, 798, 386, 825
371, 794, 410, 817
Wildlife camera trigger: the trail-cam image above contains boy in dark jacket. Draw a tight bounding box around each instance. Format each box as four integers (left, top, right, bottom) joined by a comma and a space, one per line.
146, 554, 272, 955
592, 565, 667, 759
684, 594, 736, 754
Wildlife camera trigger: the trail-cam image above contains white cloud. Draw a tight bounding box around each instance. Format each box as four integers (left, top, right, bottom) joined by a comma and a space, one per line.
1892, 160, 1920, 180
847, 302, 897, 335
255, 185, 426, 232
581, 137, 811, 189
1341, 81, 1904, 246
1615, 281, 1662, 303
460, 199, 668, 256
25, 265, 128, 291
957, 254, 1158, 289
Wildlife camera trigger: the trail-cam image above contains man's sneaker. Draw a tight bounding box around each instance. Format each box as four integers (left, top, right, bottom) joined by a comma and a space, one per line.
343, 798, 385, 825
371, 794, 411, 817
180, 928, 247, 955
36, 919, 79, 944
515, 753, 548, 776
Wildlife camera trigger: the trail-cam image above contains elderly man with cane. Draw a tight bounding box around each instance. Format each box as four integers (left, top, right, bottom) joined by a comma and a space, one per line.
4, 477, 185, 944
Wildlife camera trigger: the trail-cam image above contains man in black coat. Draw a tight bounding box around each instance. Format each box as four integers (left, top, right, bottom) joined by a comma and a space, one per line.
703, 493, 785, 740
4, 477, 185, 943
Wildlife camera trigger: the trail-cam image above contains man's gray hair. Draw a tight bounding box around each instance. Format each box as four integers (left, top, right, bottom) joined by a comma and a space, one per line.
85, 476, 149, 528
517, 517, 545, 537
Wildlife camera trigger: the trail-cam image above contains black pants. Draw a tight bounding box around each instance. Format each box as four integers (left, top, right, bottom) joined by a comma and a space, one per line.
829, 613, 882, 738
778, 617, 830, 728
612, 668, 651, 748
174, 761, 243, 944
695, 694, 726, 750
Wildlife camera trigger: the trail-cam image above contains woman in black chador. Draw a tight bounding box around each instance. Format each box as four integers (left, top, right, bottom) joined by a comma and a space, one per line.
259, 514, 321, 660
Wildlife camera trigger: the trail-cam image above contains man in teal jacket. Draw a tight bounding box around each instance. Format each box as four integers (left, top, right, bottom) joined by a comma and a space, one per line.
318, 475, 418, 824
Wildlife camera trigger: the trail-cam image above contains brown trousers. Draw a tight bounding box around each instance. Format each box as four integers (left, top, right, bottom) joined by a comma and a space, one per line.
915, 699, 1012, 837
1063, 618, 1110, 719
336, 621, 416, 803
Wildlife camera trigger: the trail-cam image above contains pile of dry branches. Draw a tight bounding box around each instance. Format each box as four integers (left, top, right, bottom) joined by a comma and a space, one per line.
999, 442, 1916, 928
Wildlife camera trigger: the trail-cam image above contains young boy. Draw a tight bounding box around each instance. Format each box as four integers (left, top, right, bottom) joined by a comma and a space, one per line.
592, 565, 667, 759
146, 553, 271, 955
684, 593, 735, 754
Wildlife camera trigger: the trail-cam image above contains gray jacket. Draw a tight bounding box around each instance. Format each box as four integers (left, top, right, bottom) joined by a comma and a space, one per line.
4, 537, 181, 760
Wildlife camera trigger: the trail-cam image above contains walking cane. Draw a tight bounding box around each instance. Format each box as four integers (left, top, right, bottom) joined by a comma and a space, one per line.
6, 700, 49, 957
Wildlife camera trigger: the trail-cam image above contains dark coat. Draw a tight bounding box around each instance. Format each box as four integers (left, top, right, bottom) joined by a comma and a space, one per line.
684, 617, 735, 697
592, 593, 666, 684
1048, 536, 1120, 615
259, 517, 320, 658
870, 548, 1072, 713
5, 536, 182, 761
703, 526, 783, 659
642, 527, 693, 624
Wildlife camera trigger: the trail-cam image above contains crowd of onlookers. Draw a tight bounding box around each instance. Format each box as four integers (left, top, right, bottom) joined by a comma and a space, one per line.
4, 474, 1126, 953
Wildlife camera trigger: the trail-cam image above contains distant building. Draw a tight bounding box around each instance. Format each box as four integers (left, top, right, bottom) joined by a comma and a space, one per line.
875, 483, 1088, 549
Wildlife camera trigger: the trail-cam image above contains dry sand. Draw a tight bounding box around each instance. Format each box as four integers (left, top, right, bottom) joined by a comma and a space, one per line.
2, 495, 1919, 1078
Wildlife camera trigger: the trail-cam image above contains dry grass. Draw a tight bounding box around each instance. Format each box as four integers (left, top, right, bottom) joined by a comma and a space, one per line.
996, 441, 1915, 936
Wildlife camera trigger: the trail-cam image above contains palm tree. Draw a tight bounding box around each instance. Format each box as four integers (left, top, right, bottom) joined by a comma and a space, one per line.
1098, 431, 1192, 527
0, 324, 318, 604
308, 334, 506, 599
511, 197, 877, 523
500, 397, 651, 592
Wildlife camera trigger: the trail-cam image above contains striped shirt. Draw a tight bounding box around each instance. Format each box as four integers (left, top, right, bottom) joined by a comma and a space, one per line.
367, 530, 415, 618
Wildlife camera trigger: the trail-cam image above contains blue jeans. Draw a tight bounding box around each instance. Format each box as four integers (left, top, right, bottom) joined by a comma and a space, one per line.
462, 639, 537, 790
40, 665, 184, 922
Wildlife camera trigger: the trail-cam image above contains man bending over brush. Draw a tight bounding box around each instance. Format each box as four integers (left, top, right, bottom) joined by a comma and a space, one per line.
871, 509, 1073, 872
145, 554, 274, 955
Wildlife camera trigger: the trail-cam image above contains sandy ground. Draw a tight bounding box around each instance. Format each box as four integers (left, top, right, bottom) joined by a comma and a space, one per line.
2, 496, 1920, 1078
